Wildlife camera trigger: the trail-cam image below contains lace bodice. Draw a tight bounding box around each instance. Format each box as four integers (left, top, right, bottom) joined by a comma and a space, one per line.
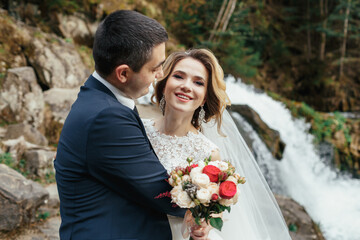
143, 119, 218, 174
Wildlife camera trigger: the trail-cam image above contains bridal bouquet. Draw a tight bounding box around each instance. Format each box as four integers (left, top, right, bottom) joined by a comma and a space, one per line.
168, 157, 246, 236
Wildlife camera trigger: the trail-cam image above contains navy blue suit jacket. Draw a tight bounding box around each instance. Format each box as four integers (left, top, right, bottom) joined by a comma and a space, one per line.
54, 75, 185, 240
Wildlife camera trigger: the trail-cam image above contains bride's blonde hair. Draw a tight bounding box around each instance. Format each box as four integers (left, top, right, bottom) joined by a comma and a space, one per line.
151, 48, 231, 134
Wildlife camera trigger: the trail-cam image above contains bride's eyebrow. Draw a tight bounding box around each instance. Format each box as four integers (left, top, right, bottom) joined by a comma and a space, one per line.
173, 70, 205, 81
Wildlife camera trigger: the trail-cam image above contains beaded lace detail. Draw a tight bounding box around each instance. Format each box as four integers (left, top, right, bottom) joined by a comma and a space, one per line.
143, 119, 219, 174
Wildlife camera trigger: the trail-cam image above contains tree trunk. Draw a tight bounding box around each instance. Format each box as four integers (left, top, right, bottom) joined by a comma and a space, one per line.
221, 0, 237, 32
209, 0, 228, 42
319, 0, 328, 61
340, 0, 351, 79
219, 0, 236, 32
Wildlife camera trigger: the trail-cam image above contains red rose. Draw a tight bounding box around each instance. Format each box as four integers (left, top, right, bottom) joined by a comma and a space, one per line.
211, 193, 219, 201
219, 181, 237, 199
185, 164, 199, 174
202, 165, 221, 182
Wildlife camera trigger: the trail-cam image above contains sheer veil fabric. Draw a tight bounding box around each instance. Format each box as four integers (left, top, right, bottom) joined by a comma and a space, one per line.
202, 110, 292, 240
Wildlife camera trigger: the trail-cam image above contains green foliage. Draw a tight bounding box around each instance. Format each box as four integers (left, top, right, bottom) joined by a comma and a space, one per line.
37, 211, 50, 221
0, 152, 14, 167
45, 0, 81, 13
288, 223, 298, 232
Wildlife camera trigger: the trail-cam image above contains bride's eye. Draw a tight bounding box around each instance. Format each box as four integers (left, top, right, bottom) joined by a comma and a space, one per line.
195, 81, 205, 86
173, 74, 183, 79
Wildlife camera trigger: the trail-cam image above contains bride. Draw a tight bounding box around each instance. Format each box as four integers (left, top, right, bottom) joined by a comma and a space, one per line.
142, 48, 292, 240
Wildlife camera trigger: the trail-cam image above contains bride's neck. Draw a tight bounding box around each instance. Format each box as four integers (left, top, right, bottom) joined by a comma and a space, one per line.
155, 111, 196, 137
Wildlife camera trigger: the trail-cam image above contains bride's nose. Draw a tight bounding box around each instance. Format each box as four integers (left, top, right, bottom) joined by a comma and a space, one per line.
180, 79, 191, 92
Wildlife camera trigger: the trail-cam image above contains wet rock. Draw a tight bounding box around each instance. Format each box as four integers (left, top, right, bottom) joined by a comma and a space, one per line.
231, 104, 286, 160
0, 164, 49, 232
0, 67, 44, 128
275, 195, 325, 240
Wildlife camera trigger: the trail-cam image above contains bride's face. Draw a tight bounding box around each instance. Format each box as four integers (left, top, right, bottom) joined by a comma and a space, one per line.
163, 57, 208, 115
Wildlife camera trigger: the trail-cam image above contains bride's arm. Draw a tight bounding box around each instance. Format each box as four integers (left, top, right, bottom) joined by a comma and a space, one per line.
210, 149, 221, 161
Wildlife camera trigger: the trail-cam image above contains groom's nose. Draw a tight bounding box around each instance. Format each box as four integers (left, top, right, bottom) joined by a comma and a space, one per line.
156, 69, 164, 79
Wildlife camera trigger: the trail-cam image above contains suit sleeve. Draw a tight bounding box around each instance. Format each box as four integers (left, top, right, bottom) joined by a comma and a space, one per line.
86, 107, 185, 217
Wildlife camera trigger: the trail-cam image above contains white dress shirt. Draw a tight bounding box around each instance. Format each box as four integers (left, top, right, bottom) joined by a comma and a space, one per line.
92, 71, 135, 110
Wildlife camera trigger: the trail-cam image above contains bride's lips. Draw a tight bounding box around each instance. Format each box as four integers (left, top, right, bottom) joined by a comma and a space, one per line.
175, 92, 192, 102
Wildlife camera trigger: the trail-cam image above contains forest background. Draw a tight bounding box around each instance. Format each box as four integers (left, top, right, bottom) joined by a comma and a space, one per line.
0, 0, 359, 178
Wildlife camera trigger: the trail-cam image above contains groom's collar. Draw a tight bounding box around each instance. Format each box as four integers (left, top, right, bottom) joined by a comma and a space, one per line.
92, 71, 135, 110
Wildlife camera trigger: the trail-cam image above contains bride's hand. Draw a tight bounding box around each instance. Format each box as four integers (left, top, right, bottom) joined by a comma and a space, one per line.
183, 210, 212, 240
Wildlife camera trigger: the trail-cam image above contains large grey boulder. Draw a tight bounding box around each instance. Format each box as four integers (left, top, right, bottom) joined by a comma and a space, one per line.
43, 87, 80, 144
57, 12, 98, 47
0, 164, 49, 232
43, 87, 80, 124
28, 35, 89, 89
0, 67, 44, 129
5, 123, 48, 146
1, 136, 40, 164
24, 149, 55, 179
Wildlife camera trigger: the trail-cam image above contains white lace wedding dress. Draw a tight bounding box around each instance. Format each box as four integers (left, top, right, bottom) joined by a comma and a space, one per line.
143, 119, 223, 240
143, 113, 292, 240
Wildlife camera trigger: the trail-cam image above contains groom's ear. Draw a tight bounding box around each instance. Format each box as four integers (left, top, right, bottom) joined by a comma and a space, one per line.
115, 64, 131, 83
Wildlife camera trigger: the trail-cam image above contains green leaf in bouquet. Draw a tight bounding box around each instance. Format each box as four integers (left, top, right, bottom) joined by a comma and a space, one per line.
210, 217, 223, 231
195, 216, 201, 226
225, 206, 231, 213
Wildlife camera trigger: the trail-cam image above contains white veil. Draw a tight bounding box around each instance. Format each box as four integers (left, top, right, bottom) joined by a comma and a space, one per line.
202, 110, 291, 240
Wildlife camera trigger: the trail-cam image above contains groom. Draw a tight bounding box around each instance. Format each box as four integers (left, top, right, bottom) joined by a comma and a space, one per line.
55, 10, 208, 240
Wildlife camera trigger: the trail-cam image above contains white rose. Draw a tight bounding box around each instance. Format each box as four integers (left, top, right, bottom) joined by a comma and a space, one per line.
226, 176, 238, 184
192, 174, 210, 188
182, 175, 191, 182
190, 167, 203, 179
177, 192, 195, 208
171, 186, 195, 208
218, 161, 229, 171
170, 185, 182, 199
208, 161, 220, 169
219, 198, 234, 207
196, 188, 211, 204
206, 182, 219, 195
232, 188, 240, 204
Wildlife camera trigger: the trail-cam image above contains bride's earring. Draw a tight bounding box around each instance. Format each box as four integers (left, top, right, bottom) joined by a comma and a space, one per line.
198, 105, 205, 126
159, 96, 166, 115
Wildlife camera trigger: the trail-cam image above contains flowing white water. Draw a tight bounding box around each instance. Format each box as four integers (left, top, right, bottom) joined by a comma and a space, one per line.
225, 76, 360, 240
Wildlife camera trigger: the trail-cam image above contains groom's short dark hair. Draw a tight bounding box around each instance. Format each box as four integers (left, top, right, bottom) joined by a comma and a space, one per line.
93, 10, 168, 76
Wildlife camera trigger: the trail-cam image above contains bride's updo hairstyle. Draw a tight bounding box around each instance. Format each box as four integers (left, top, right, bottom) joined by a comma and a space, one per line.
152, 48, 231, 133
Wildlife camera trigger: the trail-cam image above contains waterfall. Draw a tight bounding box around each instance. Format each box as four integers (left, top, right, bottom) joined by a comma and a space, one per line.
225, 76, 360, 240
